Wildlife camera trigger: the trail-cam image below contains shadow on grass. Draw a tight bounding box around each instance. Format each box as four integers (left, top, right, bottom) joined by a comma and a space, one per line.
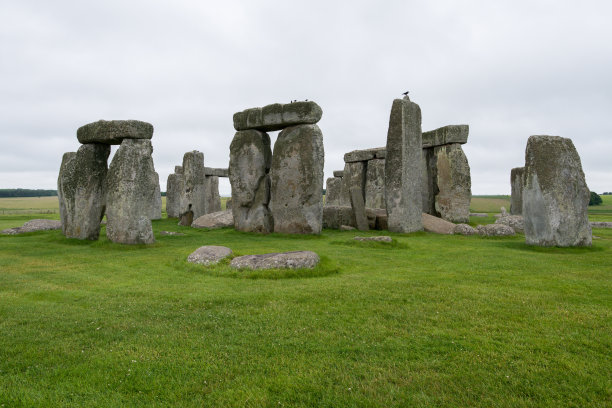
186, 255, 340, 280
491, 240, 606, 254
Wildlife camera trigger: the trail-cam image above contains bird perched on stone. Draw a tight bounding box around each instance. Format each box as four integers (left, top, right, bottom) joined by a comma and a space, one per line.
402, 91, 409, 96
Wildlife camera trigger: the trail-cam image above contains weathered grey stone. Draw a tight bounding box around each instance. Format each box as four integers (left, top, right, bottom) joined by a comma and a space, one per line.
432, 144, 471, 223
501, 207, 508, 217
57, 144, 110, 240
322, 206, 356, 229
269, 124, 324, 234
77, 120, 153, 145
333, 170, 344, 178
205, 176, 222, 213
421, 147, 436, 215
454, 223, 477, 235
476, 224, 515, 237
384, 97, 423, 233
230, 251, 320, 270
510, 167, 525, 215
192, 210, 234, 229
591, 222, 612, 228
495, 215, 524, 233
422, 125, 469, 148
166, 172, 184, 218
364, 158, 386, 209
233, 101, 323, 132
2, 219, 62, 235
225, 198, 232, 211
343, 147, 386, 163
204, 167, 229, 177
342, 161, 366, 203
174, 166, 183, 174
469, 213, 488, 217
523, 135, 591, 247
325, 177, 344, 206
105, 139, 158, 244
151, 173, 162, 220
179, 151, 207, 224
354, 236, 392, 242
229, 130, 273, 233
187, 245, 232, 265
422, 213, 456, 235
339, 225, 356, 231
349, 187, 369, 231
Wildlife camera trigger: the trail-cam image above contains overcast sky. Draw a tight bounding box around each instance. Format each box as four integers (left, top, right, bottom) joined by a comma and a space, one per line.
1, 0, 610, 195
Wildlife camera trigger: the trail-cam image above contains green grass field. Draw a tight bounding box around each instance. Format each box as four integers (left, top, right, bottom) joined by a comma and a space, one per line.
0, 196, 611, 407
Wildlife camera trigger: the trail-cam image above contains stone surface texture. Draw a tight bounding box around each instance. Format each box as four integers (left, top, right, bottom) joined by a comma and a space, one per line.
476, 224, 515, 237
77, 120, 153, 145
510, 167, 525, 215
233, 101, 322, 132
105, 139, 158, 244
422, 213, 456, 235
2, 219, 62, 235
229, 130, 273, 233
205, 176, 222, 213
522, 135, 591, 247
187, 246, 233, 265
422, 125, 469, 148
150, 174, 162, 220
432, 144, 471, 223
495, 215, 524, 233
333, 170, 344, 178
180, 151, 207, 224
269, 124, 324, 234
364, 158, 386, 209
384, 97, 423, 233
591, 222, 612, 228
341, 161, 365, 206
204, 167, 229, 177
349, 187, 369, 231
354, 236, 392, 242
166, 172, 184, 218
324, 177, 343, 206
230, 251, 320, 270
343, 147, 386, 163
191, 210, 234, 229
57, 144, 110, 240
454, 223, 477, 235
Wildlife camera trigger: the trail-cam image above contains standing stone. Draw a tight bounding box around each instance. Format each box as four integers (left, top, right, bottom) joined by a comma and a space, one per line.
57, 144, 110, 240
364, 158, 386, 209
433, 144, 471, 223
510, 167, 525, 215
342, 161, 366, 205
523, 135, 591, 247
421, 147, 436, 215
205, 176, 222, 213
349, 187, 369, 231
325, 177, 343, 206
150, 173, 162, 220
180, 151, 207, 224
166, 171, 184, 218
337, 163, 353, 206
269, 124, 324, 234
384, 97, 423, 233
105, 139, 158, 244
229, 130, 273, 233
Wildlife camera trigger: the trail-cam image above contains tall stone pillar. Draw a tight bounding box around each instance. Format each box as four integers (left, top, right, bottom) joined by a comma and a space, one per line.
179, 151, 207, 225
510, 167, 524, 215
384, 96, 423, 232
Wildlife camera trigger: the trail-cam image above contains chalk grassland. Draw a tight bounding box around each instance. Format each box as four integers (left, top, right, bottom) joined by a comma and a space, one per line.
0, 197, 610, 406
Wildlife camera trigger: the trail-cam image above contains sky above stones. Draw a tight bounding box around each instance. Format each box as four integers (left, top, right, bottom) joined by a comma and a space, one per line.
1, 0, 611, 195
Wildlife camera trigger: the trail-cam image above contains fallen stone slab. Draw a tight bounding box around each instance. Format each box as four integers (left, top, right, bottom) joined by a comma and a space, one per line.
230, 251, 320, 270
333, 170, 344, 178
495, 215, 524, 232
187, 246, 232, 265
339, 225, 355, 231
422, 213, 456, 235
453, 223, 477, 235
233, 101, 322, 132
77, 120, 153, 145
2, 219, 62, 235
158, 231, 186, 236
422, 125, 469, 148
192, 210, 234, 229
476, 224, 515, 237
344, 147, 386, 163
469, 213, 488, 217
204, 167, 229, 177
354, 236, 392, 242
591, 222, 612, 228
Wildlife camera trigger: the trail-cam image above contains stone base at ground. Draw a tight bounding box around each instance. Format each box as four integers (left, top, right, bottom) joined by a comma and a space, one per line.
476, 224, 515, 236
2, 219, 62, 235
422, 213, 456, 234
230, 251, 320, 270
187, 246, 232, 265
192, 210, 234, 229
322, 206, 387, 230
454, 224, 477, 235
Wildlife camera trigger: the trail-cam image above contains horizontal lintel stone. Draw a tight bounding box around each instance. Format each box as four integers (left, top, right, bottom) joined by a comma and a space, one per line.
204, 167, 229, 177
77, 120, 153, 145
333, 170, 344, 178
344, 147, 387, 163
422, 125, 469, 148
233, 101, 322, 132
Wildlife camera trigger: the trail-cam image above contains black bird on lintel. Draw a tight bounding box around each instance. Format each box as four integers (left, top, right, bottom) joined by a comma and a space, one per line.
402, 91, 409, 96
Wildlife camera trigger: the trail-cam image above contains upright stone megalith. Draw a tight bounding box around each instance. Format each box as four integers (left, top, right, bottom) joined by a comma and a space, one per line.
166, 168, 183, 218
384, 96, 423, 232
180, 151, 207, 225
510, 167, 524, 215
364, 158, 386, 209
229, 130, 273, 233
523, 135, 591, 247
325, 177, 343, 206
269, 124, 324, 234
205, 176, 222, 213
57, 144, 110, 240
432, 144, 471, 223
105, 139, 158, 244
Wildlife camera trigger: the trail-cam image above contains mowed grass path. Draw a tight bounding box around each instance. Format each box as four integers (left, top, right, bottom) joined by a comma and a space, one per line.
0, 197, 611, 407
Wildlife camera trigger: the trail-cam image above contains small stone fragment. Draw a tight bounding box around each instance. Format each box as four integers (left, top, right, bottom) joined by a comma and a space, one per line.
476, 224, 515, 237
339, 225, 356, 231
495, 215, 524, 232
230, 251, 320, 270
187, 245, 232, 265
2, 219, 62, 235
453, 223, 477, 235
354, 236, 392, 242
192, 210, 234, 229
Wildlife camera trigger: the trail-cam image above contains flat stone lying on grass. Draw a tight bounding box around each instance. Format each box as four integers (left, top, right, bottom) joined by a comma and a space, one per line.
1, 219, 62, 235
158, 231, 186, 236
191, 210, 234, 229
354, 236, 392, 242
230, 251, 320, 270
187, 246, 233, 265
339, 225, 355, 231
590, 222, 612, 228
469, 213, 488, 217
476, 224, 515, 237
453, 224, 477, 235
422, 213, 456, 235
495, 215, 524, 232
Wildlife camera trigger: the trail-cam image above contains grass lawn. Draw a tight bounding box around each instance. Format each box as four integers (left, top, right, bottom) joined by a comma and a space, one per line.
0, 197, 610, 407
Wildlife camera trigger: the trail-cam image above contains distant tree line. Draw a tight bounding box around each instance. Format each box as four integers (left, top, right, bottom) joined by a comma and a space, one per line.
602, 192, 612, 195
0, 189, 58, 198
